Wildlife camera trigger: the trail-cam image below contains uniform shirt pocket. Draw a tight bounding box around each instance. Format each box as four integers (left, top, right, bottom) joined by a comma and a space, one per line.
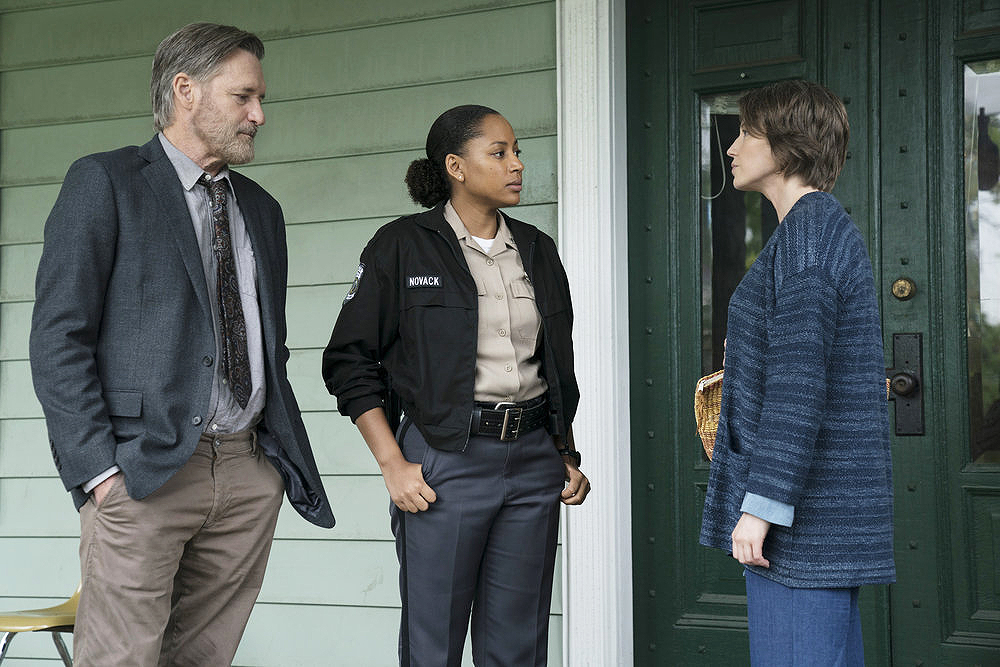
509, 274, 542, 349
474, 276, 488, 298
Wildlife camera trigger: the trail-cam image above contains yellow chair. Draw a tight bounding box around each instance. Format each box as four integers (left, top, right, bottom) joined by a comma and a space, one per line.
0, 584, 79, 666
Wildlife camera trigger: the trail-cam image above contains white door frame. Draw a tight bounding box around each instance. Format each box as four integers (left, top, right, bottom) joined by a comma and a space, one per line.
556, 0, 633, 664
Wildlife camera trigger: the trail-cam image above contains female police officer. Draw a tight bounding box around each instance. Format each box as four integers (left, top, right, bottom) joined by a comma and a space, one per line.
323, 105, 590, 666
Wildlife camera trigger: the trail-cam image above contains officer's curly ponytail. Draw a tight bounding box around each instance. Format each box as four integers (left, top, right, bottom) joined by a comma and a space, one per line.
404, 158, 446, 209
405, 104, 500, 208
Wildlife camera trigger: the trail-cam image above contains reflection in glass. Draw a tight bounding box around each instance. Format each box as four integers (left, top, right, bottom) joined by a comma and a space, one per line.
965, 60, 1000, 464
699, 92, 778, 377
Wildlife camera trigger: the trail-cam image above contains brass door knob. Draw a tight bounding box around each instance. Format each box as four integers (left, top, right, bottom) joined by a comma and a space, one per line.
891, 277, 916, 300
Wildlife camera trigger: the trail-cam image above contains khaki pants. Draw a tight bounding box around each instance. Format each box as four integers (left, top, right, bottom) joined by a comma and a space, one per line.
74, 431, 284, 667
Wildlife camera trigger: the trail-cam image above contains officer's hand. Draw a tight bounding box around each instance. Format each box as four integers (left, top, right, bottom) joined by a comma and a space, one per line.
381, 459, 437, 513
561, 461, 590, 505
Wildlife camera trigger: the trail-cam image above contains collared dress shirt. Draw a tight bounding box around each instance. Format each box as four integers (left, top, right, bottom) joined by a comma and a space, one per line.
443, 201, 547, 404
158, 133, 266, 433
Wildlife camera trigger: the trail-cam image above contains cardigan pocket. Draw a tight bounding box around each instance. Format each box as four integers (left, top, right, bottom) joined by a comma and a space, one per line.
714, 442, 751, 520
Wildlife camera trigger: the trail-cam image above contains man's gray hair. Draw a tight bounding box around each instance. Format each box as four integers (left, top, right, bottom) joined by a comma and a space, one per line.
150, 23, 265, 132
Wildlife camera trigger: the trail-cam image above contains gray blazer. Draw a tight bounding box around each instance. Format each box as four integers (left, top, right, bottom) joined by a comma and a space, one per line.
29, 136, 334, 528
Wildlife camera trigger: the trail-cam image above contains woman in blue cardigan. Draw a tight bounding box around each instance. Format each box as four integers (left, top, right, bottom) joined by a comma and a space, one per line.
700, 80, 895, 666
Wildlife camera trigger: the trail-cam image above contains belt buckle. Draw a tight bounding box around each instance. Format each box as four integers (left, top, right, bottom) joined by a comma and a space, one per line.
494, 402, 523, 441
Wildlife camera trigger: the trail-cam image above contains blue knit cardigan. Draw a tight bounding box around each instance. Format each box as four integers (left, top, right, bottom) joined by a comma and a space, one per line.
699, 192, 895, 588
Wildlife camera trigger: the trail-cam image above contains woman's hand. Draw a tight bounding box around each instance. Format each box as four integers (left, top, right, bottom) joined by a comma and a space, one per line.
560, 459, 590, 505
380, 458, 437, 513
356, 407, 437, 513
555, 427, 590, 505
731, 512, 771, 568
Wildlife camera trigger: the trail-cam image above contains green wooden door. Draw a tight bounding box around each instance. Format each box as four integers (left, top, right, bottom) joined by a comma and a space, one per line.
628, 0, 1000, 664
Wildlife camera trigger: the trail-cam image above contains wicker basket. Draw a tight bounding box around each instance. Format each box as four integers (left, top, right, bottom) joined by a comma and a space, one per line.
694, 369, 724, 461
694, 373, 891, 461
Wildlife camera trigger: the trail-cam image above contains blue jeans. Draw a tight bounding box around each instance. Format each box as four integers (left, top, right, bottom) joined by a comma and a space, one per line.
745, 569, 864, 667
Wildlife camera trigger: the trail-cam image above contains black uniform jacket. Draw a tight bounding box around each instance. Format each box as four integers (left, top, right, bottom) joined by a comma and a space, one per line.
322, 202, 579, 452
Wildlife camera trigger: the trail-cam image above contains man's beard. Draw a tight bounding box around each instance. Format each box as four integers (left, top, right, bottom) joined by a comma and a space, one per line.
193, 103, 257, 166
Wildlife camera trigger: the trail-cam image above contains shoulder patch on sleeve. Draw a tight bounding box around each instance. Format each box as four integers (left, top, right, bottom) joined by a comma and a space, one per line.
344, 263, 365, 304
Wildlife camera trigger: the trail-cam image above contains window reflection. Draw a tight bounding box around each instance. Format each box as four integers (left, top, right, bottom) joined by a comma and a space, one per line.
700, 92, 778, 376
965, 60, 1000, 464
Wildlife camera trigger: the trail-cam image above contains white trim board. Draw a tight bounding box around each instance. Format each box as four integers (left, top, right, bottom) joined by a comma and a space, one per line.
556, 0, 634, 665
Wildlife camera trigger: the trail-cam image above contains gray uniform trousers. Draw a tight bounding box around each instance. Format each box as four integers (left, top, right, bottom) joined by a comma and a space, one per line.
392, 418, 565, 667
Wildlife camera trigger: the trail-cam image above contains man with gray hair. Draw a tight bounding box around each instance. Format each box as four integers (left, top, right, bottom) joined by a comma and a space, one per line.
29, 23, 333, 665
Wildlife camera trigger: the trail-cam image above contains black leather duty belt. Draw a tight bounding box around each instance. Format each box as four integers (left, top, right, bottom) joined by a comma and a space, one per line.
470, 395, 549, 442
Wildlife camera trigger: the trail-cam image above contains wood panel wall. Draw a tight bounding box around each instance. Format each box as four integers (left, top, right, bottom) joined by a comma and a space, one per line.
0, 1, 559, 664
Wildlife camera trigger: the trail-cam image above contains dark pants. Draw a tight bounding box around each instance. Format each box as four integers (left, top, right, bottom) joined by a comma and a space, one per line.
392, 420, 565, 667
746, 569, 864, 667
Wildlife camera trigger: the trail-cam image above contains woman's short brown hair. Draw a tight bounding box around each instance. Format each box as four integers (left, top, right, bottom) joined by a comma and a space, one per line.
739, 80, 849, 192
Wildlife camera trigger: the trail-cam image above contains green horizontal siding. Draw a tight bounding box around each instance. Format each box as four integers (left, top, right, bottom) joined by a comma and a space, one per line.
0, 136, 555, 241
0, 412, 372, 478
0, 201, 555, 296
0, 71, 556, 187
0, 601, 562, 667
0, 0, 546, 69
1, 3, 555, 128
0, 411, 376, 477
0, 600, 562, 667
0, 540, 562, 618
0, 0, 560, 663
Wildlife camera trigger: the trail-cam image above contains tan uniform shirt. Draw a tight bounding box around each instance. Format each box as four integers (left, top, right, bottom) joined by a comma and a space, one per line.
444, 201, 547, 403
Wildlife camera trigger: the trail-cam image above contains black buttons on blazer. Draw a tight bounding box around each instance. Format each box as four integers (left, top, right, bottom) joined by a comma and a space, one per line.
202, 355, 214, 366
192, 416, 203, 426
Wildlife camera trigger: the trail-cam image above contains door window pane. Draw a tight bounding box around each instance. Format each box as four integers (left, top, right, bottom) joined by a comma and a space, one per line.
699, 92, 778, 376
965, 59, 1000, 464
